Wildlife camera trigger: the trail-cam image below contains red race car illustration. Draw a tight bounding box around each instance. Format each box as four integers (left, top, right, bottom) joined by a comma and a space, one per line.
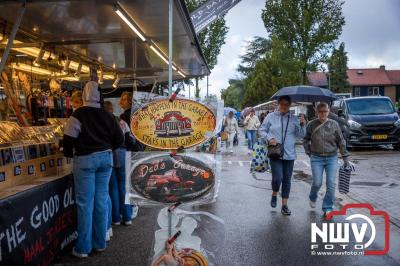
145, 170, 195, 196
154, 111, 193, 137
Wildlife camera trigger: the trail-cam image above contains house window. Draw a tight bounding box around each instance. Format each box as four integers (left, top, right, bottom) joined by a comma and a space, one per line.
368, 87, 380, 96
354, 87, 361, 97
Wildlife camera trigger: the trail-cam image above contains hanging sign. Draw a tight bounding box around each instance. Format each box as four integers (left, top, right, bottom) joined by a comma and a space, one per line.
131, 99, 216, 150
130, 154, 215, 203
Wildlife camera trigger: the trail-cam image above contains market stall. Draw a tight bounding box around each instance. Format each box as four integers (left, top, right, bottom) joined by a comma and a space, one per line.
0, 1, 209, 265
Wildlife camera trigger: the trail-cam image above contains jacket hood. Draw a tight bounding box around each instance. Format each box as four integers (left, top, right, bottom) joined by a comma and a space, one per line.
83, 81, 101, 108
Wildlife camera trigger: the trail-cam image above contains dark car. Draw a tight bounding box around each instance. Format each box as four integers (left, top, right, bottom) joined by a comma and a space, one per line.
336, 96, 400, 149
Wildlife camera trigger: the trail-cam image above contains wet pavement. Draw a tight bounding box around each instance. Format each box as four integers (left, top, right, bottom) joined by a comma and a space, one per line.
56, 135, 400, 266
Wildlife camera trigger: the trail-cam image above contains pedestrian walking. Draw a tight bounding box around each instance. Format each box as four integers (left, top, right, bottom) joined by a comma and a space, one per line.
303, 102, 349, 218
223, 111, 239, 153
244, 108, 260, 154
259, 95, 306, 215
259, 112, 266, 125
63, 81, 124, 258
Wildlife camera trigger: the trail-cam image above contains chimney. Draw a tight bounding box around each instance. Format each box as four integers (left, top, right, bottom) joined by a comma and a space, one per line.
380, 65, 386, 70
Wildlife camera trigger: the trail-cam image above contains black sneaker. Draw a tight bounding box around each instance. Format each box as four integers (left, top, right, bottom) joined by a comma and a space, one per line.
270, 195, 277, 208
281, 205, 291, 216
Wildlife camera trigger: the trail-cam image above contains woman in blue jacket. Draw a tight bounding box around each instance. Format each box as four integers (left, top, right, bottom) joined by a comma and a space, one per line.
259, 96, 306, 215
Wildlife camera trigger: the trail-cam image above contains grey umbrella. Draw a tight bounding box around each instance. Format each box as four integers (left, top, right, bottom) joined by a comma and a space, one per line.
270, 85, 337, 103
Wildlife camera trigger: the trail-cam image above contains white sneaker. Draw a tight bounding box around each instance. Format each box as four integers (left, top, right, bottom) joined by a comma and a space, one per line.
132, 205, 139, 219
72, 248, 88, 258
229, 150, 233, 153
112, 222, 120, 225
309, 200, 316, 209
123, 220, 132, 225
106, 228, 112, 242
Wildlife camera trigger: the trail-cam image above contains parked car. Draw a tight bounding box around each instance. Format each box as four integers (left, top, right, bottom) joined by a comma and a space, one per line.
336, 96, 400, 150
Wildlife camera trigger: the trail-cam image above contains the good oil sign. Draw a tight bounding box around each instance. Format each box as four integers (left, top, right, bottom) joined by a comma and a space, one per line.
0, 176, 76, 266
131, 99, 216, 149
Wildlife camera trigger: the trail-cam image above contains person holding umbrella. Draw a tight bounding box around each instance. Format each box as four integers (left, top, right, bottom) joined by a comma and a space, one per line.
303, 102, 349, 218
259, 95, 306, 215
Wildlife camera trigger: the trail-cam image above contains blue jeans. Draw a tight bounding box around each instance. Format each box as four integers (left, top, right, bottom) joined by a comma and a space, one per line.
270, 159, 294, 199
73, 151, 113, 254
246, 130, 257, 150
108, 149, 132, 225
309, 155, 338, 212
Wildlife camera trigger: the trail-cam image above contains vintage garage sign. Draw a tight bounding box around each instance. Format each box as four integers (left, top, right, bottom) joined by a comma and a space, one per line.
131, 99, 216, 150
130, 154, 215, 203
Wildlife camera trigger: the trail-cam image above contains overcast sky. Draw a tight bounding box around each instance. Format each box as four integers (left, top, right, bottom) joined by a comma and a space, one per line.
190, 0, 400, 99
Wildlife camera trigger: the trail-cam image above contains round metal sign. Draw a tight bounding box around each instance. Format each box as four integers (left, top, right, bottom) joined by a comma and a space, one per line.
131, 99, 216, 150
130, 154, 215, 203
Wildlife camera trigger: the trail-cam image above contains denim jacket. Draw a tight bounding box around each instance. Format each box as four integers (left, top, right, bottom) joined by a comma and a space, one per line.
259, 111, 306, 160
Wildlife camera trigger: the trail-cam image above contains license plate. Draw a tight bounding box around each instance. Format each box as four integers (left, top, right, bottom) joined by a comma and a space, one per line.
372, 134, 388, 140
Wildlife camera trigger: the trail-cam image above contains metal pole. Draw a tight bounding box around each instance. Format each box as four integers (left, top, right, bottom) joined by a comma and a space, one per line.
206, 75, 209, 98
168, 0, 173, 96
168, 0, 173, 237
168, 211, 172, 238
0, 4, 25, 73
328, 73, 331, 90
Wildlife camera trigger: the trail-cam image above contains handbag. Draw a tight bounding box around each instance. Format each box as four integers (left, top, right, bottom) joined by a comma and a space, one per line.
267, 114, 290, 160
220, 131, 228, 141
338, 162, 355, 194
251, 142, 269, 172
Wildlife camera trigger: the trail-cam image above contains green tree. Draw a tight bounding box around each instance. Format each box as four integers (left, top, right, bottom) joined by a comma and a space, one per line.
237, 36, 271, 76
242, 58, 276, 107
221, 79, 244, 109
240, 36, 302, 107
262, 0, 345, 83
328, 42, 349, 93
185, 0, 229, 97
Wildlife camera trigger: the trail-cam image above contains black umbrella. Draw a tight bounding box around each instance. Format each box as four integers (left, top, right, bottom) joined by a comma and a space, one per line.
270, 85, 337, 103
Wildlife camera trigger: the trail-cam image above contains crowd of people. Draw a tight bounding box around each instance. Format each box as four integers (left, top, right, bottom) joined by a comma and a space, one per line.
63, 81, 141, 258
63, 81, 348, 258
222, 96, 349, 218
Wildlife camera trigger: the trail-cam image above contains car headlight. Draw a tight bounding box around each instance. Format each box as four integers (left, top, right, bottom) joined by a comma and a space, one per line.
348, 119, 362, 129
395, 119, 400, 128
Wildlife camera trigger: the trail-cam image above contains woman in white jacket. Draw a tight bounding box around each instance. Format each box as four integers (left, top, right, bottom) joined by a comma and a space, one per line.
223, 111, 239, 153
244, 108, 260, 152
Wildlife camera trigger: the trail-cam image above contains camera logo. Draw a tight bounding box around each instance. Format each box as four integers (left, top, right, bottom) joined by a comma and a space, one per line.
311, 203, 390, 256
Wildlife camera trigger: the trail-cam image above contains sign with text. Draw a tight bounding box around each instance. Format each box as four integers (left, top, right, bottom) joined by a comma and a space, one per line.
0, 175, 76, 266
131, 99, 216, 150
130, 154, 215, 203
190, 0, 242, 33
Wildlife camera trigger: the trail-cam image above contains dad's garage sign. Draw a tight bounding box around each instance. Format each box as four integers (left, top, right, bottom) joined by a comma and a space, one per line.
130, 154, 215, 203
131, 99, 216, 150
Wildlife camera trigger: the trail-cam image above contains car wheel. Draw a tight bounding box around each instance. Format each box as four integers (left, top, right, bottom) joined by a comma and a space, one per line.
394, 145, 400, 151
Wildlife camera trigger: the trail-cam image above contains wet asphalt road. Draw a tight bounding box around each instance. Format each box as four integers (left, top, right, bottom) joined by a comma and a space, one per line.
57, 143, 400, 266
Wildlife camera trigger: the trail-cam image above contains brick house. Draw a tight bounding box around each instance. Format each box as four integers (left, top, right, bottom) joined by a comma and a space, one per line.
307, 65, 400, 104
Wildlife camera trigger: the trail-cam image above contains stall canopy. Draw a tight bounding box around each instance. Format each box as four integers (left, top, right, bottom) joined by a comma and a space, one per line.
0, 0, 209, 88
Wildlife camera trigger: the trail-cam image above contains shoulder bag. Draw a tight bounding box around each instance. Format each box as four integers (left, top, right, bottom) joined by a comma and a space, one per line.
267, 114, 290, 160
